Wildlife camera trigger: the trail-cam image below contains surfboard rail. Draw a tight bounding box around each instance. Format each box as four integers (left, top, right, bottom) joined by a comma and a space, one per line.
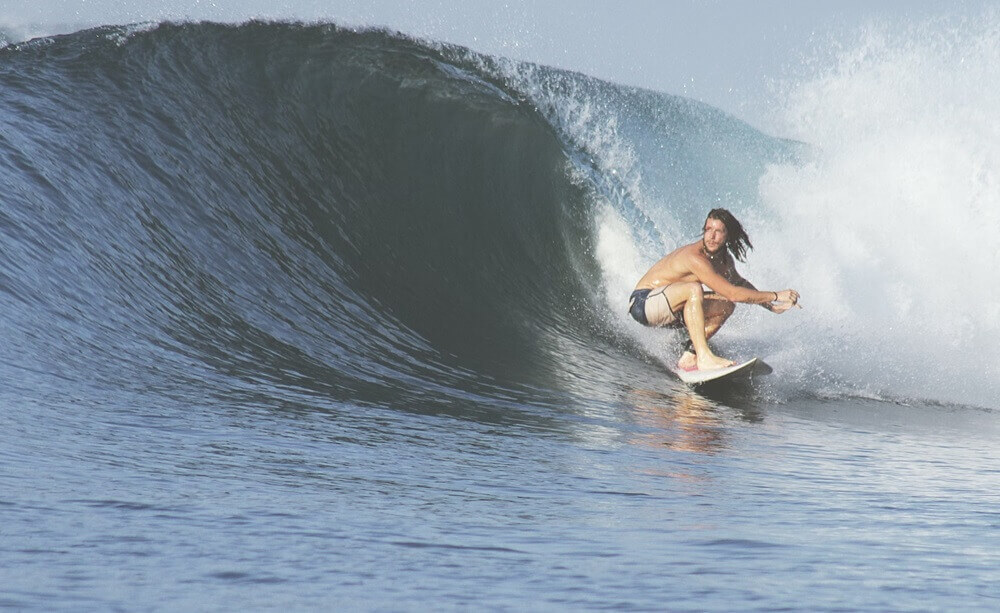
672, 357, 764, 385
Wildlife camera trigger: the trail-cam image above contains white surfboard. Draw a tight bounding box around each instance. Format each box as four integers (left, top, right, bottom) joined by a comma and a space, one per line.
673, 357, 763, 385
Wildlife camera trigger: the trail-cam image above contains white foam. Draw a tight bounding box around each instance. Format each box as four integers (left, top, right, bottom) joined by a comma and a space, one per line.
593, 205, 697, 371
755, 14, 1000, 407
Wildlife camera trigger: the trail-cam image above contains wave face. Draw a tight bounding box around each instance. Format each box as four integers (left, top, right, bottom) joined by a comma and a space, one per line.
0, 20, 988, 411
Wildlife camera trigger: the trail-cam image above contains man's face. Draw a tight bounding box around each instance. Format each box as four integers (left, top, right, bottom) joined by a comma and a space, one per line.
703, 218, 728, 254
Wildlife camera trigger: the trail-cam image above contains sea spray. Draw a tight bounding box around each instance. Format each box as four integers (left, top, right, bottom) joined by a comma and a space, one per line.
756, 15, 1000, 406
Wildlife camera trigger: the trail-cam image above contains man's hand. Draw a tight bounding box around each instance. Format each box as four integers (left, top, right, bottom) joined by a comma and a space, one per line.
771, 289, 801, 314
770, 300, 797, 314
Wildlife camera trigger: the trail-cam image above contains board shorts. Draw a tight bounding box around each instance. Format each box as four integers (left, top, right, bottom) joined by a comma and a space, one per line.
628, 286, 686, 329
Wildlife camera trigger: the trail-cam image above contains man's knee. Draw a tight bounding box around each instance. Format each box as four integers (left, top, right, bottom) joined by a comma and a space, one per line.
686, 283, 705, 302
704, 294, 735, 316
705, 301, 735, 324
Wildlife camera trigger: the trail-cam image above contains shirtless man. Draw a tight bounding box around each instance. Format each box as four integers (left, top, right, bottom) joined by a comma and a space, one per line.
628, 208, 799, 371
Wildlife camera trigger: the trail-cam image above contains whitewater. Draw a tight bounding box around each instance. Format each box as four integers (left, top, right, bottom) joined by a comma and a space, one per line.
1, 18, 998, 612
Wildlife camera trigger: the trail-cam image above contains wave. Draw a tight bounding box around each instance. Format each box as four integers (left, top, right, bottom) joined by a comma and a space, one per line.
0, 20, 991, 411
0, 22, 627, 412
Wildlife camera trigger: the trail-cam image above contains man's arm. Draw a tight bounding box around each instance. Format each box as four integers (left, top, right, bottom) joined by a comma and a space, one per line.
688, 255, 775, 305
731, 275, 775, 312
726, 263, 798, 314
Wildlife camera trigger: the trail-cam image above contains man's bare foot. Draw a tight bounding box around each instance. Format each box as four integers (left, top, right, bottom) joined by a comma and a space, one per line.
696, 354, 735, 371
677, 351, 697, 370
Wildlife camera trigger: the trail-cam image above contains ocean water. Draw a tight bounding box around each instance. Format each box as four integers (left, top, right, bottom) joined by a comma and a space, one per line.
1, 20, 998, 611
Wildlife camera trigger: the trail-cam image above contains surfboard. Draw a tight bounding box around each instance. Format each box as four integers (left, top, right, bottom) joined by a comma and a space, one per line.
673, 357, 763, 385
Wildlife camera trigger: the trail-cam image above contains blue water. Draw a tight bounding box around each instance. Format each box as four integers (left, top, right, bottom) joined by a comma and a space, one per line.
6, 384, 999, 610
1, 22, 998, 611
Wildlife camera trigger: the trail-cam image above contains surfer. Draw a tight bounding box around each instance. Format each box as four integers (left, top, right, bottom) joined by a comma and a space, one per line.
628, 208, 799, 371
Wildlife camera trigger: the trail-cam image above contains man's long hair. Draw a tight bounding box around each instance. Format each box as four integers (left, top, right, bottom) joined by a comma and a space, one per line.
706, 208, 753, 262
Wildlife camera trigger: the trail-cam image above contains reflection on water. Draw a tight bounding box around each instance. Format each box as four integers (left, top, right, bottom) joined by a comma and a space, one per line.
624, 386, 764, 454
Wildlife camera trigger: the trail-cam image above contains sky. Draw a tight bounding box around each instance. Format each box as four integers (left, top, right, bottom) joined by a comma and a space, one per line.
1, 1, 992, 128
